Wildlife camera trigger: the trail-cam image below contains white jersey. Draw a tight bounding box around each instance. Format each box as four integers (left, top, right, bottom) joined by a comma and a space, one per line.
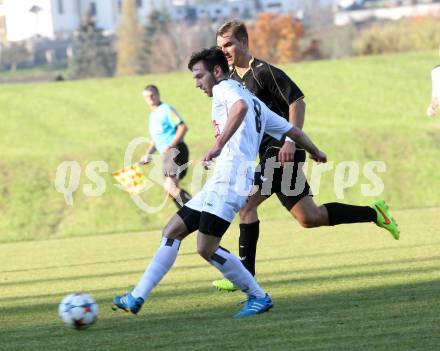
432, 66, 440, 99
185, 79, 291, 222
211, 79, 291, 165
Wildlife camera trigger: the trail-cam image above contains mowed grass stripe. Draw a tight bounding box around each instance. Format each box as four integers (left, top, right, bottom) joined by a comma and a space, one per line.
1, 208, 440, 350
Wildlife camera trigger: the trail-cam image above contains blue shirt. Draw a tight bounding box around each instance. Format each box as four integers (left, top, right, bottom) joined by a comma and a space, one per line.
148, 103, 184, 153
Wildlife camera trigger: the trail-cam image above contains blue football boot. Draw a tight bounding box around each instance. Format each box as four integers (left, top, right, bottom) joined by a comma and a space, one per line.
234, 294, 273, 318
112, 292, 144, 314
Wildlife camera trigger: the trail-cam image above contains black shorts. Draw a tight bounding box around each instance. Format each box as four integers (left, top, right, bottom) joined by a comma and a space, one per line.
162, 142, 189, 180
177, 206, 231, 238
254, 146, 312, 210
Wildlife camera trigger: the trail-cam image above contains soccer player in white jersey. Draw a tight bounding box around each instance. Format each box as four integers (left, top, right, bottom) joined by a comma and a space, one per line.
427, 46, 440, 117
112, 47, 327, 318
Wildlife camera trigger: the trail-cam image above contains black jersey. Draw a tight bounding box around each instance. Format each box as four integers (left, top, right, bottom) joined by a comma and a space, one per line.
230, 57, 304, 156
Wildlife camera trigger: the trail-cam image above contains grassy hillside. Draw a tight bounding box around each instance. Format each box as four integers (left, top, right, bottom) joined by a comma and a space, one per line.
1, 208, 439, 350
1, 51, 439, 242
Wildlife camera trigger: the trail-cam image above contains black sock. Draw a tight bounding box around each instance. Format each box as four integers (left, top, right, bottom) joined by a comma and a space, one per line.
238, 221, 260, 276
172, 189, 191, 209
324, 202, 376, 226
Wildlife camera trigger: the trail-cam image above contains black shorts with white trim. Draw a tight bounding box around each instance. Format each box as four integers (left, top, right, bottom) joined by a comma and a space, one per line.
177, 206, 231, 238
254, 146, 312, 210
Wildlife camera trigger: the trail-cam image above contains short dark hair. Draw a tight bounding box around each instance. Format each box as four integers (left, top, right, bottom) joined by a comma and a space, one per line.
144, 85, 159, 95
187, 47, 229, 74
216, 20, 248, 44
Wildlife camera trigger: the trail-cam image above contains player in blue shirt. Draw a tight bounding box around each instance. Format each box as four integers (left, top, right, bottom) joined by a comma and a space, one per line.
140, 85, 191, 208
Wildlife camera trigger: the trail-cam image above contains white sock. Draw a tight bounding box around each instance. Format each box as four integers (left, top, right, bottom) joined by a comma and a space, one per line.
209, 247, 265, 298
131, 237, 180, 300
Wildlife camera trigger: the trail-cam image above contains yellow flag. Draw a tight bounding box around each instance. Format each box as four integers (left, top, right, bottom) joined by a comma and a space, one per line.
113, 164, 147, 195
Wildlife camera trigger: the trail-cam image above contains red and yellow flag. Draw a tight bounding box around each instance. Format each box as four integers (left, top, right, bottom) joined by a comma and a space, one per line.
113, 164, 147, 195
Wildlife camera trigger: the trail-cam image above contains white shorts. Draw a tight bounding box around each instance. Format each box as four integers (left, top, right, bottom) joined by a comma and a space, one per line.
185, 161, 254, 222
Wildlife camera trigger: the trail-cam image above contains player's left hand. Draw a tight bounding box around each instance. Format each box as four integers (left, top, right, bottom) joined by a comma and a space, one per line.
310, 150, 327, 163
202, 145, 222, 169
278, 141, 296, 166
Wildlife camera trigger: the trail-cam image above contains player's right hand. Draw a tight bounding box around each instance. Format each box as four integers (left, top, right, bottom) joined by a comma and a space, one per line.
202, 144, 222, 169
278, 140, 296, 166
310, 150, 327, 163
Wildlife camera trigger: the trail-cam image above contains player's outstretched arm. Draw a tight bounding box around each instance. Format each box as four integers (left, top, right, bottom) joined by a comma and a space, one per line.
285, 127, 327, 163
203, 100, 248, 164
278, 99, 305, 166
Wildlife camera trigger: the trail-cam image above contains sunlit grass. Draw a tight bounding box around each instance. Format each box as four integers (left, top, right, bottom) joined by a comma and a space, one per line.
1, 51, 439, 242
1, 207, 439, 350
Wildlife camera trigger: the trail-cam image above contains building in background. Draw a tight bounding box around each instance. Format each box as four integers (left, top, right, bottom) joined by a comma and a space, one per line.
4, 0, 118, 41
334, 0, 440, 25
5, 0, 438, 42
2, 0, 339, 42
0, 0, 6, 43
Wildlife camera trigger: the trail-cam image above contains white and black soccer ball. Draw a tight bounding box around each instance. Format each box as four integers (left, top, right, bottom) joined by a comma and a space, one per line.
58, 292, 99, 329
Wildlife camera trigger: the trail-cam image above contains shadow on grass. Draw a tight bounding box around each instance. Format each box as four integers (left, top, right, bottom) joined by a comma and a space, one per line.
0, 251, 199, 274
2, 240, 440, 275
2, 252, 440, 290
2, 279, 440, 351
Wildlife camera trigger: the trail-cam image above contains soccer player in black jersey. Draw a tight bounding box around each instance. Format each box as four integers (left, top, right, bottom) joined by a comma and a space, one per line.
212, 20, 400, 291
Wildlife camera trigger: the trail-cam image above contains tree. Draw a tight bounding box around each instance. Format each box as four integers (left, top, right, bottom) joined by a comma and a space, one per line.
249, 13, 304, 64
139, 12, 215, 74
276, 15, 303, 63
138, 10, 171, 74
0, 42, 30, 71
250, 13, 279, 63
69, 12, 115, 79
116, 0, 143, 76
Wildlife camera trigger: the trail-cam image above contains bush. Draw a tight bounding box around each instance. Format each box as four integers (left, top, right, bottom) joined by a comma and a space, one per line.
354, 16, 440, 55
0, 42, 30, 71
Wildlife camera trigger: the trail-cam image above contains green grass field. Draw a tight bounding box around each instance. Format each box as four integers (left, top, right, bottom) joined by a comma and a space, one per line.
1, 50, 439, 242
1, 208, 439, 350
0, 64, 67, 78
2, 51, 440, 349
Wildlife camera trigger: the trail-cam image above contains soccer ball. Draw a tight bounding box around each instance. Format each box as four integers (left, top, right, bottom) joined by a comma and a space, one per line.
58, 292, 99, 329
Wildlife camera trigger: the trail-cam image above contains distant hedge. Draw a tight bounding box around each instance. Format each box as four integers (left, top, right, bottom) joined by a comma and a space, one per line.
354, 17, 440, 55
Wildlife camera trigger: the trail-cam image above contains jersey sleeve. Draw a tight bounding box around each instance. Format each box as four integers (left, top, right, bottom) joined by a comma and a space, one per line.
166, 106, 184, 128
260, 64, 304, 105
264, 108, 292, 140
214, 81, 244, 108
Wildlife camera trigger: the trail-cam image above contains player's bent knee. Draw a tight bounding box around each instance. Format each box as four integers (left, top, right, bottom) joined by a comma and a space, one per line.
298, 220, 317, 228
162, 224, 174, 238
162, 216, 185, 240
197, 245, 214, 261
296, 214, 321, 228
